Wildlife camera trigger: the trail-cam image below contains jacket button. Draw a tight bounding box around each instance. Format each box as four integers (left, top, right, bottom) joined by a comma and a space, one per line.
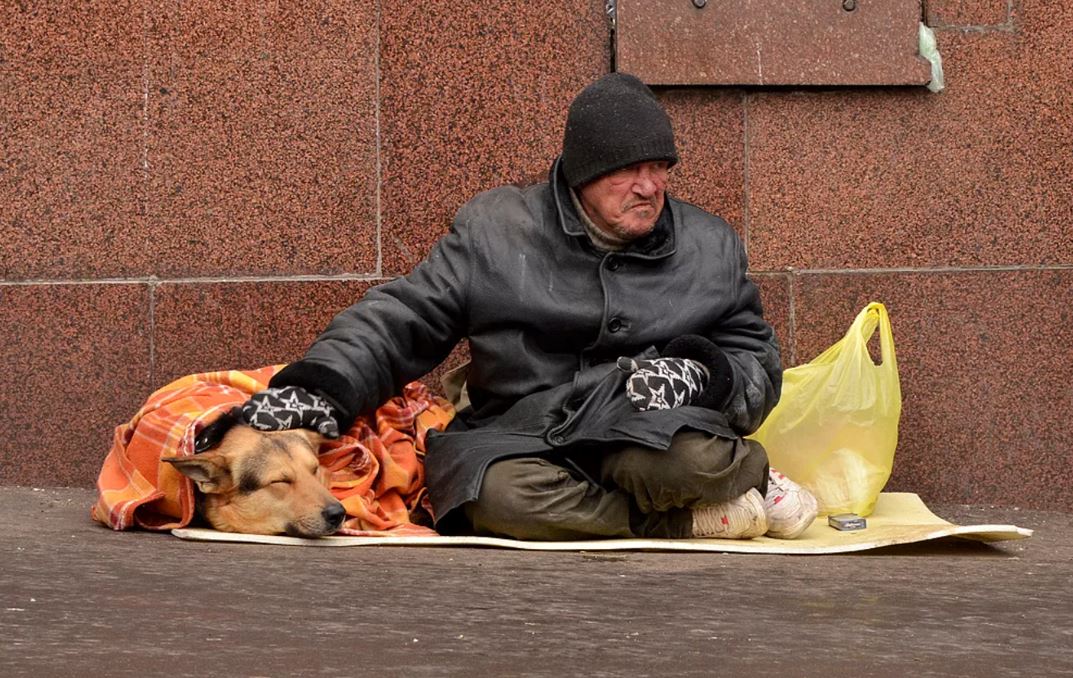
606, 257, 621, 271
608, 317, 623, 333
551, 434, 565, 445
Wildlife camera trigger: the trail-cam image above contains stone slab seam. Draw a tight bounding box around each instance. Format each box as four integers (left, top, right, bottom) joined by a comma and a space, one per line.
767, 263, 1073, 275
374, 0, 383, 278
0, 274, 392, 286
787, 270, 798, 366
742, 91, 753, 256
148, 281, 156, 387
2, 265, 1069, 287
140, 3, 151, 226
753, 270, 796, 366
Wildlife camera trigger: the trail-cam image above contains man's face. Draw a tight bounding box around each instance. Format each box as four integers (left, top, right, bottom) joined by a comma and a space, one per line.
577, 160, 670, 241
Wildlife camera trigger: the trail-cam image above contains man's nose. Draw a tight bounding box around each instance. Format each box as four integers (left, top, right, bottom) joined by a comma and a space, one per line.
633, 173, 659, 197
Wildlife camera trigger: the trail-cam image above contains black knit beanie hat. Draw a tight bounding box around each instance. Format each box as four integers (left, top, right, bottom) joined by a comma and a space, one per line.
561, 72, 678, 188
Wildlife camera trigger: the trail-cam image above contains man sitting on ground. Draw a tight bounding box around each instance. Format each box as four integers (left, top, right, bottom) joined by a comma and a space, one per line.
240, 72, 818, 540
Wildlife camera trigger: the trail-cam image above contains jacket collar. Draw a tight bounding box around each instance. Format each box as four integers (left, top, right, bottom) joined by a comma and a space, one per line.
550, 156, 677, 260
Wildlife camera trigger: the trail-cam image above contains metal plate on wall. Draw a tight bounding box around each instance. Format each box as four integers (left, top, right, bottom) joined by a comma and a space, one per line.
616, 0, 932, 86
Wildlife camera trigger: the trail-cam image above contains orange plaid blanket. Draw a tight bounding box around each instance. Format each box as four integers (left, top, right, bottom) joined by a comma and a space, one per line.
93, 366, 454, 537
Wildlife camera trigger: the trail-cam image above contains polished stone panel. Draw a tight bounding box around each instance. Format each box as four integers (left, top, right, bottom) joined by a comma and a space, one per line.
926, 0, 1011, 26
152, 279, 375, 385
747, 9, 1073, 270
153, 278, 471, 401
0, 284, 151, 486
0, 0, 144, 67
0, 62, 145, 280
150, 0, 372, 62
146, 1, 379, 277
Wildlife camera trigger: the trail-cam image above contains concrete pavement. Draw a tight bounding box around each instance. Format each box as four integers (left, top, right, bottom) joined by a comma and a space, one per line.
2, 487, 1071, 677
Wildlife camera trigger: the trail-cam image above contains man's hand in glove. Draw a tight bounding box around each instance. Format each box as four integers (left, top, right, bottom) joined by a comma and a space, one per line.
617, 356, 709, 411
240, 385, 341, 438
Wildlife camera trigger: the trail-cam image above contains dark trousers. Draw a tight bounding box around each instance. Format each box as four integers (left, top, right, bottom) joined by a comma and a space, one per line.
462, 432, 769, 540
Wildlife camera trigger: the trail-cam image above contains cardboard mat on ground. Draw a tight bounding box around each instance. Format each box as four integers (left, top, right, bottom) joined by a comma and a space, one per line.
172, 492, 1032, 554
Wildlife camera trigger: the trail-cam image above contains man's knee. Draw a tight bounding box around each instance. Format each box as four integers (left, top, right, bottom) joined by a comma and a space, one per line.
463, 457, 581, 536
602, 431, 768, 512
610, 431, 732, 483
476, 457, 572, 514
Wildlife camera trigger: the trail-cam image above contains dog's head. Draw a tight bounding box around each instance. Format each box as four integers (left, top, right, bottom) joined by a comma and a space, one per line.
163, 410, 346, 537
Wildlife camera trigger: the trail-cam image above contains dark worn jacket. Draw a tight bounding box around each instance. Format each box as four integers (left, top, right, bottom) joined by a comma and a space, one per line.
271, 158, 782, 529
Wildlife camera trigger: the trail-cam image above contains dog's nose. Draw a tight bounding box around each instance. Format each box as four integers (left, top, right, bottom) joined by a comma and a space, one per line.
322, 502, 346, 528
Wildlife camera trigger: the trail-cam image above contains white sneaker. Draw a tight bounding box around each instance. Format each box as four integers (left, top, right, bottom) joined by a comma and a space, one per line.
691, 488, 768, 539
764, 468, 819, 539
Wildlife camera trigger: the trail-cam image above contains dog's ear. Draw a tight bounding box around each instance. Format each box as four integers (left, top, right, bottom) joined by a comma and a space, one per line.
162, 453, 233, 494
193, 407, 244, 453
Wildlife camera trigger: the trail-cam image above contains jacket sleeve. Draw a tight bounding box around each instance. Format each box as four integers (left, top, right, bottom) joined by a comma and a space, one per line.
269, 212, 473, 428
663, 237, 782, 436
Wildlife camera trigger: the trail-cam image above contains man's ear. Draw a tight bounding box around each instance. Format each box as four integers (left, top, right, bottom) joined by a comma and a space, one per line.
162, 453, 232, 494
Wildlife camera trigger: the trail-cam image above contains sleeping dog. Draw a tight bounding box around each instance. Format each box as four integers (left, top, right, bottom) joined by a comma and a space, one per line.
162, 409, 346, 537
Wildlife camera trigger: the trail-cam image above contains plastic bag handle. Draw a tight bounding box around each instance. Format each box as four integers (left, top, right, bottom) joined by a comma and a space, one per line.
852, 302, 897, 372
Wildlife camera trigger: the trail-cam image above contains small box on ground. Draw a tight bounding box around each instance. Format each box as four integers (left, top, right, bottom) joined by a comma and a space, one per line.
828, 513, 868, 531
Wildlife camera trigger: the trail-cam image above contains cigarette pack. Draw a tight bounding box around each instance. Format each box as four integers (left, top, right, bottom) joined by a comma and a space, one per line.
827, 513, 867, 531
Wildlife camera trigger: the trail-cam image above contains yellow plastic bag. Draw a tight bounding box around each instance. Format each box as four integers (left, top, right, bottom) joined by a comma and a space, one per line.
749, 302, 901, 517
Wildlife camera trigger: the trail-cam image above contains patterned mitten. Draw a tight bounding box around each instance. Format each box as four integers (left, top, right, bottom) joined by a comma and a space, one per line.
240, 386, 341, 438
617, 357, 709, 411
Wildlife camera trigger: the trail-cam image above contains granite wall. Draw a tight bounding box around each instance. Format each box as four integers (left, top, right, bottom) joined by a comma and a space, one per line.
1, 1, 1069, 509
